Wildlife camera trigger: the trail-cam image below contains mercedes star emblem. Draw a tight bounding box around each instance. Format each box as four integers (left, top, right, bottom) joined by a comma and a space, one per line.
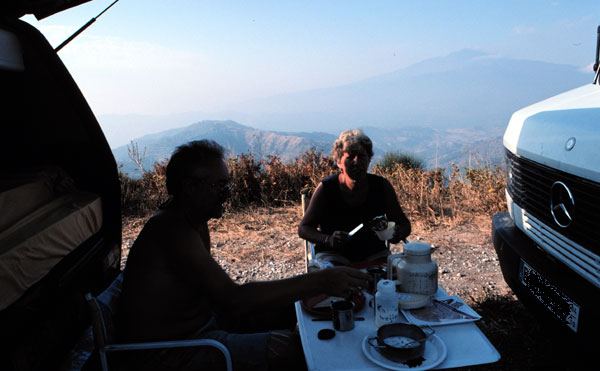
550, 181, 574, 228
565, 137, 576, 151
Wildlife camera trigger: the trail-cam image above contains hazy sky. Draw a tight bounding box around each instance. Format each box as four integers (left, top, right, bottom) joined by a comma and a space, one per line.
24, 0, 600, 117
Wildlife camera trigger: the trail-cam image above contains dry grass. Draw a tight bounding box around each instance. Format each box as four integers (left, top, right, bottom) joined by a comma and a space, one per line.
120, 150, 506, 226
372, 163, 505, 227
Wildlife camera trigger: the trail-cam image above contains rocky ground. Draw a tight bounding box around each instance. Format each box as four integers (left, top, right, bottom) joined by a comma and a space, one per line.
118, 207, 590, 370
121, 208, 508, 298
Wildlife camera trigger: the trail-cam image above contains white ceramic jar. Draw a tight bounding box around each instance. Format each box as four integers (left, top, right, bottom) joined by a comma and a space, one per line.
375, 279, 399, 327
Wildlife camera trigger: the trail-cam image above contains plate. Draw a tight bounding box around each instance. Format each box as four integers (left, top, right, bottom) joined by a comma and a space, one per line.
300, 292, 365, 318
401, 295, 481, 326
397, 292, 431, 310
361, 333, 447, 371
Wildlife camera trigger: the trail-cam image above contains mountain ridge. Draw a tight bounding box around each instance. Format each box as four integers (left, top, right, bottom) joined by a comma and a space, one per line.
107, 49, 592, 177
112, 120, 336, 176
112, 120, 504, 178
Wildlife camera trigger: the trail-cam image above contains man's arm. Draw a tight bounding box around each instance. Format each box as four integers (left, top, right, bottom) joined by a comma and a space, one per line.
166, 223, 369, 314
229, 266, 369, 313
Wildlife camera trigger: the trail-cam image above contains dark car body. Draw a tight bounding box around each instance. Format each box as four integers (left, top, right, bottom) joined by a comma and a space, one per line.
1, 3, 121, 370
493, 213, 600, 342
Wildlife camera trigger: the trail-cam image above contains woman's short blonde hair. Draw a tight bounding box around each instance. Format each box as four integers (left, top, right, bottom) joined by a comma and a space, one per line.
330, 129, 374, 163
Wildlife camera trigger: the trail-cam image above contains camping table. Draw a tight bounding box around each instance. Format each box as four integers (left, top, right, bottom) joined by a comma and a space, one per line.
295, 287, 500, 370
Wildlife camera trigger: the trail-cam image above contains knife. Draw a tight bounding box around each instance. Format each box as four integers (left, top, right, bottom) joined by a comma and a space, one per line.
348, 223, 364, 236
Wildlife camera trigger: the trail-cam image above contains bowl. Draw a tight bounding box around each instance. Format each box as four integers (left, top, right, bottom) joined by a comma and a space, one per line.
368, 323, 434, 362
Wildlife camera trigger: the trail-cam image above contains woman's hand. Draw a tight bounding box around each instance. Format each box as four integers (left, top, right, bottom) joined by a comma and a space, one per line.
389, 221, 410, 244
389, 223, 402, 244
327, 230, 350, 249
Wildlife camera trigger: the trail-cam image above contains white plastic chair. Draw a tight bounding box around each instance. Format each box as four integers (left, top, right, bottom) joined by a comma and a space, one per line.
85, 273, 232, 371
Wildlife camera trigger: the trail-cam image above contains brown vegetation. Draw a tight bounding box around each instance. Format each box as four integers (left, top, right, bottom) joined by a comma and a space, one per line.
119, 148, 505, 221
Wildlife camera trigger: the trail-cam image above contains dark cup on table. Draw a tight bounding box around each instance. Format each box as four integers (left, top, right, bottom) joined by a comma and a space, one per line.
330, 299, 355, 331
366, 266, 386, 294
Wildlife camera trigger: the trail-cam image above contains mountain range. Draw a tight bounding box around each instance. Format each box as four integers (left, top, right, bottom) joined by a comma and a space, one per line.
112, 120, 504, 177
106, 49, 594, 176
222, 49, 592, 132
112, 120, 334, 176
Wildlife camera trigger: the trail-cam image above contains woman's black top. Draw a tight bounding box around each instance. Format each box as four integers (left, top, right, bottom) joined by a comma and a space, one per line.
314, 173, 395, 261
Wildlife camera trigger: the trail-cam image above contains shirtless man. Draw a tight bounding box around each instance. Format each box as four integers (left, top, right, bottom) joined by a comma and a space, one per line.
117, 140, 371, 371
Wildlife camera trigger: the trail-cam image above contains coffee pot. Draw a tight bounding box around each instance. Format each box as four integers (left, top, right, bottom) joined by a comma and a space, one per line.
387, 242, 438, 296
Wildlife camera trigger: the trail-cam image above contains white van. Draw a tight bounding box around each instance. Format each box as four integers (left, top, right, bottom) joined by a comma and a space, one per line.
0, 3, 122, 371
492, 26, 600, 344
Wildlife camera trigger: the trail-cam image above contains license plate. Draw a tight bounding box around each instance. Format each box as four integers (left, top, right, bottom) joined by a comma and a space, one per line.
519, 260, 580, 332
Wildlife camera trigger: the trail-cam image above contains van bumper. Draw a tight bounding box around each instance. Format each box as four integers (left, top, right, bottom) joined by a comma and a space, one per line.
492, 212, 600, 342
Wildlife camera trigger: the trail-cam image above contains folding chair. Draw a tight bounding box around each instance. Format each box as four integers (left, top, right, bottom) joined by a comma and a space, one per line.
301, 191, 399, 271
85, 273, 232, 371
301, 192, 317, 272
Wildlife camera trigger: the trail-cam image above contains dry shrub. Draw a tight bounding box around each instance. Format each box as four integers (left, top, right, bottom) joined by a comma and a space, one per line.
226, 152, 263, 208
121, 149, 505, 225
225, 148, 336, 210
261, 148, 337, 201
463, 164, 506, 213
373, 162, 506, 226
120, 160, 168, 217
373, 164, 446, 223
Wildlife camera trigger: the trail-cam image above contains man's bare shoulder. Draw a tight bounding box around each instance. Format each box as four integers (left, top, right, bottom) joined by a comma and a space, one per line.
146, 207, 187, 231
136, 208, 201, 249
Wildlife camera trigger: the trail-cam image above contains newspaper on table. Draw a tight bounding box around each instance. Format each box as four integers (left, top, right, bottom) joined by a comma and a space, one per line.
402, 295, 481, 326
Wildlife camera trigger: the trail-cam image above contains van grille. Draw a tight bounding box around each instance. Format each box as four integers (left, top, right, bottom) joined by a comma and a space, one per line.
506, 150, 600, 260
522, 211, 600, 288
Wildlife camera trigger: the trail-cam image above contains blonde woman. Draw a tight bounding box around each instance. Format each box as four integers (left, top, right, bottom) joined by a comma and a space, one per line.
299, 129, 411, 267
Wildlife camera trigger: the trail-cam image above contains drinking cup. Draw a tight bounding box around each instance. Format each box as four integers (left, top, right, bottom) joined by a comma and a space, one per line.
330, 299, 355, 331
366, 266, 386, 294
375, 221, 396, 240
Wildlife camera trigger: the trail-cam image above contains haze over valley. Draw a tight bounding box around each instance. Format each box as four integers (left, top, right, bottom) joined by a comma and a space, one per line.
106, 49, 593, 177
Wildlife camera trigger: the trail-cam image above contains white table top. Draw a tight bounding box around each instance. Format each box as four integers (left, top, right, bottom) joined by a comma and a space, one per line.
295, 288, 500, 370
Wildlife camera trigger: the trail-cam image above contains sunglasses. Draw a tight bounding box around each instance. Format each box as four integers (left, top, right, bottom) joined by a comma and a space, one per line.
186, 176, 233, 194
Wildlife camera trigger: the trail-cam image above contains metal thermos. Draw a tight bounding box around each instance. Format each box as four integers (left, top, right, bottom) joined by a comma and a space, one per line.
387, 242, 438, 296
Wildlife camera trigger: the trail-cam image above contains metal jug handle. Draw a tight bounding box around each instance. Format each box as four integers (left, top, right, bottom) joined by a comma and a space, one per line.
422, 325, 435, 338
387, 253, 405, 280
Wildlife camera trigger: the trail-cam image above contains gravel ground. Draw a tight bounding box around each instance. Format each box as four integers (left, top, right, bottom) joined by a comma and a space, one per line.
121, 208, 509, 297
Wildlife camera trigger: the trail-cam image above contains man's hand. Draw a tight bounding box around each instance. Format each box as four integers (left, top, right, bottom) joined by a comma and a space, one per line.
327, 230, 350, 249
314, 266, 372, 299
